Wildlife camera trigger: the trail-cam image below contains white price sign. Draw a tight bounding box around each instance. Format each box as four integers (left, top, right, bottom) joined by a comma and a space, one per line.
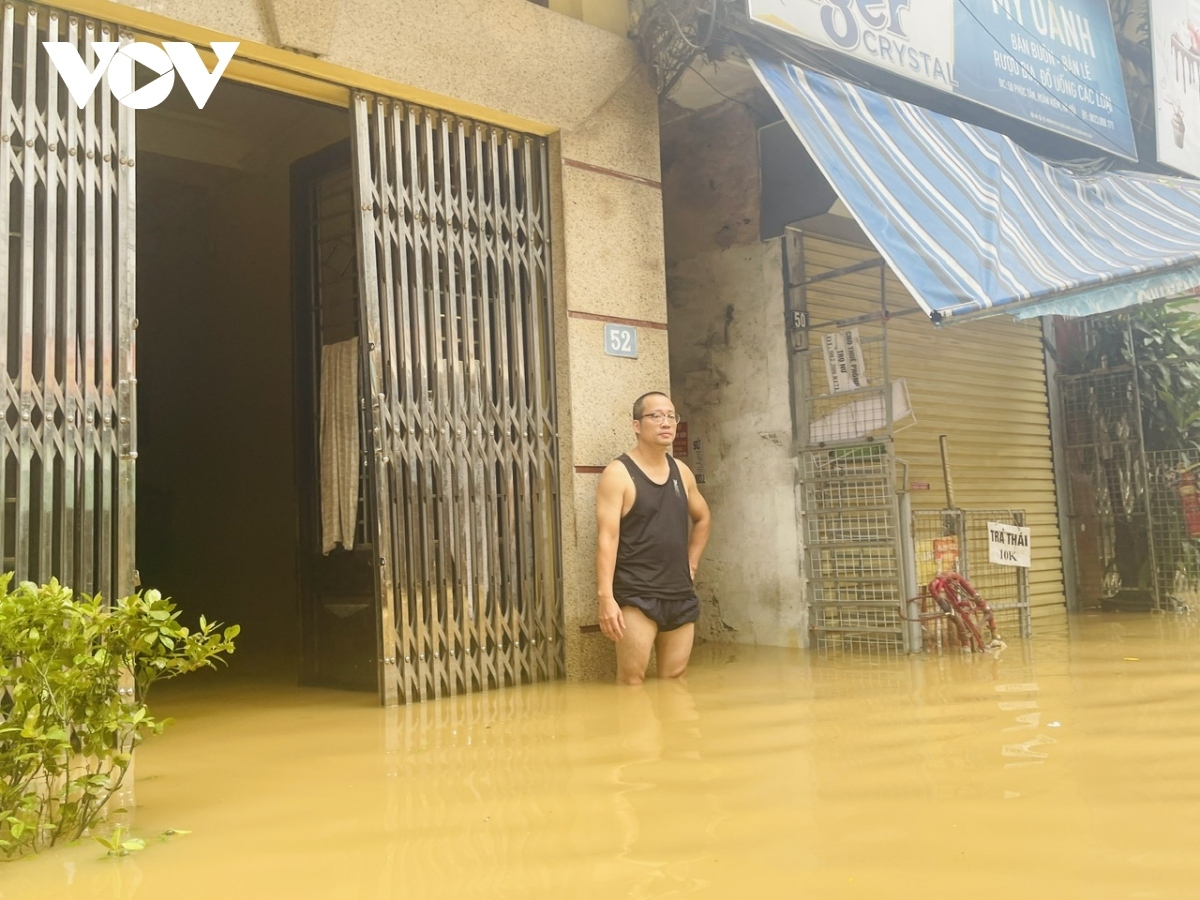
822, 327, 868, 394
988, 522, 1031, 568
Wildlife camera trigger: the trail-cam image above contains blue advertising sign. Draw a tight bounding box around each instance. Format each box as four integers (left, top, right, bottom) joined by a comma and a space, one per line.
749, 0, 1137, 159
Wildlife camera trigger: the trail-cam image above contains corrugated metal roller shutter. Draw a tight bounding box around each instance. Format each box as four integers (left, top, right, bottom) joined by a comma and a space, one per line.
800, 235, 1065, 617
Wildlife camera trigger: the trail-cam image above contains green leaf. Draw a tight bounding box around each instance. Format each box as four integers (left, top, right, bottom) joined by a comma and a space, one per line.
0, 577, 239, 858
93, 827, 123, 851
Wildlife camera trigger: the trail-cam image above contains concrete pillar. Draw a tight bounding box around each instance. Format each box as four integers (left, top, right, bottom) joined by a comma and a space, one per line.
555, 69, 669, 679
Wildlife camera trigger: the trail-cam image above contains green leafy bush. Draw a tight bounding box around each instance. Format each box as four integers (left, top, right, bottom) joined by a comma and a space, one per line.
0, 575, 238, 858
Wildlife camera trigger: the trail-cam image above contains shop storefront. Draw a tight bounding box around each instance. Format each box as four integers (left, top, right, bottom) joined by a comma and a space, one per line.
0, 0, 668, 702
653, 0, 1200, 649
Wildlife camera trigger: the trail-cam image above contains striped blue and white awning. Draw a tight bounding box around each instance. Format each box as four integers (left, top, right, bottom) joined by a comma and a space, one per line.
750, 56, 1200, 323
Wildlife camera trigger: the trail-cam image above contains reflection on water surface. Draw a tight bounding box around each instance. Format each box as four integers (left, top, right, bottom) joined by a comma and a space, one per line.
4, 613, 1200, 899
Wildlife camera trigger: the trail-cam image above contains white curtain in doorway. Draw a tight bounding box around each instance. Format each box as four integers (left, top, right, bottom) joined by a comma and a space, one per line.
320, 337, 360, 554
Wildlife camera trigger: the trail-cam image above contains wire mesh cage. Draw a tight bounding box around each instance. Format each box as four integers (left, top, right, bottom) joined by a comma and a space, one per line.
803, 327, 889, 445
800, 349, 907, 653
962, 510, 1032, 638
910, 508, 1031, 651
804, 445, 906, 652
1146, 449, 1200, 610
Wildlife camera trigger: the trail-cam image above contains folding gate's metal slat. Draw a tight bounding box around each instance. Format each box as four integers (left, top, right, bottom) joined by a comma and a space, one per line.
404, 111, 430, 701
401, 104, 434, 703
499, 132, 527, 679
59, 12, 80, 591
481, 132, 507, 691
436, 118, 464, 697
384, 98, 422, 705
522, 138, 554, 674
422, 109, 448, 701
538, 141, 564, 671
507, 134, 539, 681
436, 114, 468, 695
421, 110, 451, 699
479, 125, 510, 688
78, 17, 99, 592
15, 6, 41, 578
97, 22, 116, 601
408, 106, 434, 701
0, 6, 14, 573
452, 120, 483, 694
531, 136, 560, 676
455, 130, 481, 692
116, 55, 135, 599
369, 98, 409, 703
487, 129, 521, 684
36, 10, 61, 584
351, 92, 398, 706
469, 123, 500, 692
384, 114, 421, 701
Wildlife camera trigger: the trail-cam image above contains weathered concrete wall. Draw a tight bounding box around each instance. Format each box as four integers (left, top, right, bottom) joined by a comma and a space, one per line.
97, 0, 667, 679
662, 100, 805, 647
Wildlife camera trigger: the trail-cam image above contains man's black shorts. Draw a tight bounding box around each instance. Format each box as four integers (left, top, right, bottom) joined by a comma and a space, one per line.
619, 595, 700, 632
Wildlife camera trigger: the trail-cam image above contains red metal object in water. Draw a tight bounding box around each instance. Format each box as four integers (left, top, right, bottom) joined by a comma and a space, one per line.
925, 572, 1001, 652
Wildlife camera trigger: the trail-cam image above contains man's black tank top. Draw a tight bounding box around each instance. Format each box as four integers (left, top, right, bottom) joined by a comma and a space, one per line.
614, 453, 693, 602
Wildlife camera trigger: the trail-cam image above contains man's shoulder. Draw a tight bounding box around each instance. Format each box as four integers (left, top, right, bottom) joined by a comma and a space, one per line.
599, 457, 634, 485
671, 457, 696, 480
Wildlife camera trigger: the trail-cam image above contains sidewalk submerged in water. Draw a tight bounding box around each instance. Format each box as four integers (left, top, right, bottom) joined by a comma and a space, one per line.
5, 612, 1200, 899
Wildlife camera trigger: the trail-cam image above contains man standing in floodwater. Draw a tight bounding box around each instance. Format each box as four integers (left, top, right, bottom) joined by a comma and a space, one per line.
595, 392, 712, 685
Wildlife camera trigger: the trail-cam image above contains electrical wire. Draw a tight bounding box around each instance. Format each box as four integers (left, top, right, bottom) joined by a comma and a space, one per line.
662, 0, 721, 52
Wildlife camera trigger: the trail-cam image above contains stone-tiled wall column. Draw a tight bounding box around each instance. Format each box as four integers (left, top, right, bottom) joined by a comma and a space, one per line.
554, 72, 670, 681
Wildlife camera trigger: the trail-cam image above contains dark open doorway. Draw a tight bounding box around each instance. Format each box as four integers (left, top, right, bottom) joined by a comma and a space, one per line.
135, 79, 369, 687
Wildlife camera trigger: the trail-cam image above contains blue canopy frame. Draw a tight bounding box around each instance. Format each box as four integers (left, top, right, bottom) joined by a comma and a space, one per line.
751, 57, 1200, 323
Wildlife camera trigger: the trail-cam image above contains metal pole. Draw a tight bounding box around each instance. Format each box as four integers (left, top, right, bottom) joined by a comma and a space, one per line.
939, 434, 955, 510
782, 231, 813, 641
898, 486, 921, 652
882, 264, 909, 649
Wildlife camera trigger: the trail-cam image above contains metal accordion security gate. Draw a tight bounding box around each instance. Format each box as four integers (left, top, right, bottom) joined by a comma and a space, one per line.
0, 3, 135, 604
351, 94, 563, 705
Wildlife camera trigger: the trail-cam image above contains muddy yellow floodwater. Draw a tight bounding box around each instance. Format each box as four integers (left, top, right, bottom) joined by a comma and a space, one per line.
4, 612, 1200, 899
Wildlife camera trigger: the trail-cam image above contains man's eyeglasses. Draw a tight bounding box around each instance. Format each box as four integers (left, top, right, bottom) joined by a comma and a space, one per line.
639, 412, 681, 425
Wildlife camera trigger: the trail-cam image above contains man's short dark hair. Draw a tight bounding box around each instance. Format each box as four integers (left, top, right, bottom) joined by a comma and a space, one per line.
632, 391, 670, 420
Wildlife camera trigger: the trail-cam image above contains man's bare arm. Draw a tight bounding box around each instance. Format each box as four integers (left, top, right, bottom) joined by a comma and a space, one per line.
595, 462, 628, 642
678, 462, 711, 579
